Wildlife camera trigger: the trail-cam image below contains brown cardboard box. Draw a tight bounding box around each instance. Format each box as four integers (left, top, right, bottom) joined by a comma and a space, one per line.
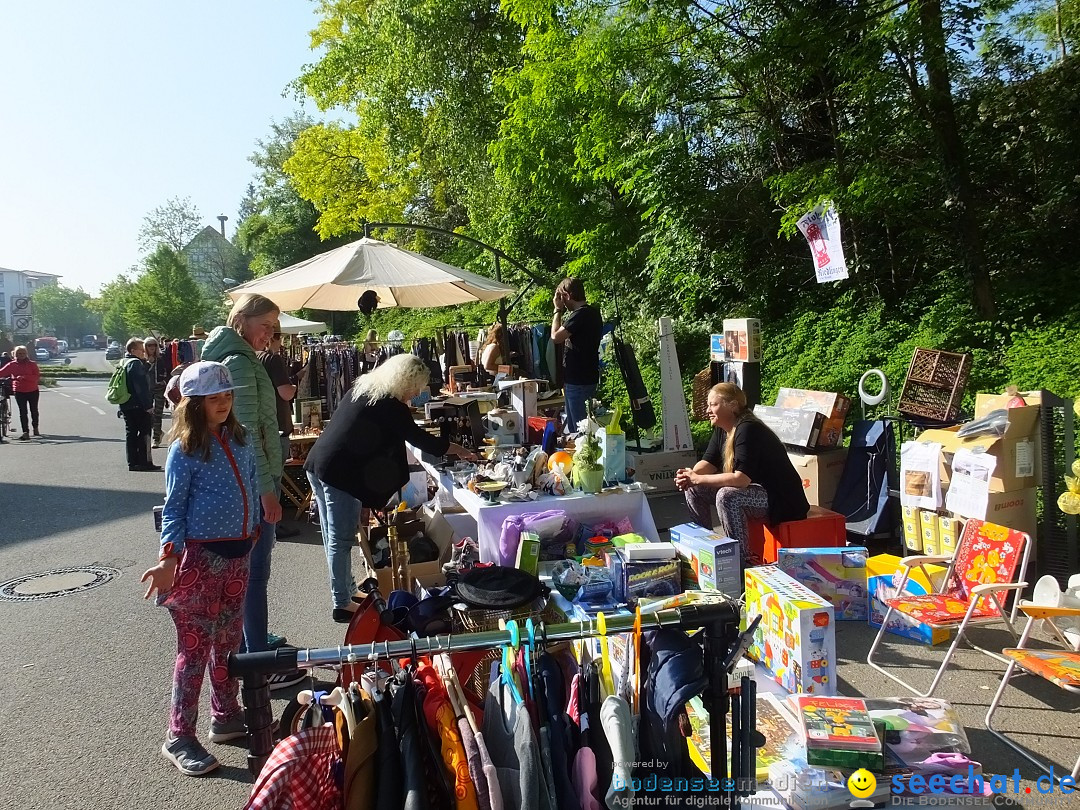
774, 388, 851, 449
947, 486, 1039, 540
974, 392, 1044, 485
754, 406, 824, 449
626, 449, 699, 492
722, 318, 762, 363
786, 449, 848, 508
918, 405, 1039, 493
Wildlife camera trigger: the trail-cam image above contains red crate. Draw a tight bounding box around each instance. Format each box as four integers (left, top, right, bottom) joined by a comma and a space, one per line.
748, 506, 847, 564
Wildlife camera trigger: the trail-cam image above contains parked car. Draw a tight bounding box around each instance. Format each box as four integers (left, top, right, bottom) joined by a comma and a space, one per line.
57, 339, 68, 354
105, 343, 123, 361
82, 335, 96, 349
35, 336, 59, 357
35, 348, 50, 361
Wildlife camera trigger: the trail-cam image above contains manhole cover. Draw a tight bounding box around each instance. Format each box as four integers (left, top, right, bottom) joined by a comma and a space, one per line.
0, 566, 120, 602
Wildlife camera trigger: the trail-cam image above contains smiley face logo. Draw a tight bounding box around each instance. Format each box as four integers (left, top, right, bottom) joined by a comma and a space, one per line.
847, 769, 877, 799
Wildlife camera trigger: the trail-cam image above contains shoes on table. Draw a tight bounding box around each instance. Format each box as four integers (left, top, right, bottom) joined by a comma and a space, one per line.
161, 735, 219, 776
267, 669, 308, 692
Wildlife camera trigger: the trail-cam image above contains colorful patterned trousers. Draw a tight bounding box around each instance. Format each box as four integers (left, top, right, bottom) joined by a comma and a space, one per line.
161, 543, 249, 738
683, 483, 769, 562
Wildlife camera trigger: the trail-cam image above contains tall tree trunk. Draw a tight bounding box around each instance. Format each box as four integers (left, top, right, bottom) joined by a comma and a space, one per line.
916, 0, 996, 320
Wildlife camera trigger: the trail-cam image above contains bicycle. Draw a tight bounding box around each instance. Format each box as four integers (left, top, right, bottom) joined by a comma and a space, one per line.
0, 377, 11, 442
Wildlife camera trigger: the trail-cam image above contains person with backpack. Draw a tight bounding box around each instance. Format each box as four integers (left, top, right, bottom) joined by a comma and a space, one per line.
115, 338, 159, 471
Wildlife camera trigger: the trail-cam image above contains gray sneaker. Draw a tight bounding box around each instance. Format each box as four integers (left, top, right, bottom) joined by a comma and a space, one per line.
161, 735, 220, 776
208, 716, 248, 743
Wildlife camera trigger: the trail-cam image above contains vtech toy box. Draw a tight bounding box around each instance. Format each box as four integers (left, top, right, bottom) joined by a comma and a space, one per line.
744, 566, 836, 695
775, 547, 868, 621
669, 523, 741, 596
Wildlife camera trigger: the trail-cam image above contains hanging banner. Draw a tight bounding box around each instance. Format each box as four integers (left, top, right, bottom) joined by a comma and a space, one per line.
796, 206, 849, 283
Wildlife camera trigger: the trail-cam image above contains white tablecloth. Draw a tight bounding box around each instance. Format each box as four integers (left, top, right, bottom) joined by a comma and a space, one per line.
454, 486, 660, 563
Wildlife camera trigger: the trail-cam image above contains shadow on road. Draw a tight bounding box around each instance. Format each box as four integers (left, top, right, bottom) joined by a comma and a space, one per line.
0, 482, 162, 548
33, 434, 125, 444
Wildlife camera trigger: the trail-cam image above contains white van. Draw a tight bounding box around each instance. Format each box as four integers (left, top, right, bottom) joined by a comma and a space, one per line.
57, 339, 68, 354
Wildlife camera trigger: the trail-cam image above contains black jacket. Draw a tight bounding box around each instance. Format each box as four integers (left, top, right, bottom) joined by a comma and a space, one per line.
120, 354, 152, 411
304, 394, 449, 507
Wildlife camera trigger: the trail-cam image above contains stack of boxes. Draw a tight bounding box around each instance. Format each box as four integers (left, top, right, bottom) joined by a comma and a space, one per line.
711, 318, 762, 408
914, 392, 1041, 543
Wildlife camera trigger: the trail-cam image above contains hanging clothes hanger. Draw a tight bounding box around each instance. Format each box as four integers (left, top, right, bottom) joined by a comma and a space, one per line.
596, 612, 615, 700
500, 619, 524, 705
524, 618, 537, 703
632, 606, 643, 715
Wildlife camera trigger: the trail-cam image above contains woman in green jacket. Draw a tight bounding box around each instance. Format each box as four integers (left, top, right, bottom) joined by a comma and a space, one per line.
202, 294, 305, 690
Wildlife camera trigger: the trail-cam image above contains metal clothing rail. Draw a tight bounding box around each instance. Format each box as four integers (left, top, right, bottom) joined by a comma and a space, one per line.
229, 601, 747, 801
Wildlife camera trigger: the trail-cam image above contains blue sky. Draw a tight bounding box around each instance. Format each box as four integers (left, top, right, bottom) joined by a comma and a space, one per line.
0, 0, 332, 294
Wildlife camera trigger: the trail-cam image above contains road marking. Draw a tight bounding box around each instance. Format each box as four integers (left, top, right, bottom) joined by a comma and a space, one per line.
92, 407, 106, 415
59, 393, 71, 398
74, 399, 89, 405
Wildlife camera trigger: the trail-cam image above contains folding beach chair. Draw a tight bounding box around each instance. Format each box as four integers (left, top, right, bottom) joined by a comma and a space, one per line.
867, 518, 1031, 697
984, 603, 1080, 784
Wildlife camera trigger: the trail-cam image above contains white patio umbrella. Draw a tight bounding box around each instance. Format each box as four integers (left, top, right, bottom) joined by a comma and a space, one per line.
278, 313, 328, 334
225, 237, 515, 311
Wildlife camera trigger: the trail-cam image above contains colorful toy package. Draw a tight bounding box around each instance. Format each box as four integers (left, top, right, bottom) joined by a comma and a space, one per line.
744, 565, 836, 695
867, 554, 952, 645
669, 523, 741, 596
864, 697, 973, 774
776, 547, 868, 621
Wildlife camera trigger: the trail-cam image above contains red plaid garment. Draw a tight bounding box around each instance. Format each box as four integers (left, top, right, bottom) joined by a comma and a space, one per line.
244, 724, 344, 810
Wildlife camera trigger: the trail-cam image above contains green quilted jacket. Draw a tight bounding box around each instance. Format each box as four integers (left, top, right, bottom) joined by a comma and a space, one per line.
201, 326, 283, 495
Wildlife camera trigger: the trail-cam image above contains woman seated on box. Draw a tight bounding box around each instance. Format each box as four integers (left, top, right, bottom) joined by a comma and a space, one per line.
675, 382, 809, 564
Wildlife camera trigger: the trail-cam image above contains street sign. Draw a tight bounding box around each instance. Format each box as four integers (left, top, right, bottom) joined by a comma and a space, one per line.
11, 296, 32, 316
14, 315, 32, 332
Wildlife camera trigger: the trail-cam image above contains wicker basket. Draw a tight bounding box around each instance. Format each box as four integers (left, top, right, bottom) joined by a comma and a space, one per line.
692, 365, 714, 421
451, 596, 566, 634
897, 348, 971, 421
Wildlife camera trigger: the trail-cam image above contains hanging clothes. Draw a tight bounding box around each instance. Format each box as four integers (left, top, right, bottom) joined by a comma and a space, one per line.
344, 689, 378, 810
481, 677, 554, 810
416, 663, 480, 810
243, 724, 344, 810
539, 652, 580, 810
638, 628, 707, 781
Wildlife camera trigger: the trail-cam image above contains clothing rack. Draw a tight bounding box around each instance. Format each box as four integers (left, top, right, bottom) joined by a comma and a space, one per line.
229, 601, 747, 801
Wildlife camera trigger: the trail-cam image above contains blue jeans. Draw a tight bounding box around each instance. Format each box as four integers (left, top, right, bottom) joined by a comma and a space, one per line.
564, 383, 597, 434
307, 471, 360, 610
242, 478, 278, 654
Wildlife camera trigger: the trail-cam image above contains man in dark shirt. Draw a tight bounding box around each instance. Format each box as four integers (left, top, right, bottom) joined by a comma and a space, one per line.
551, 277, 602, 434
120, 338, 159, 471
259, 326, 299, 539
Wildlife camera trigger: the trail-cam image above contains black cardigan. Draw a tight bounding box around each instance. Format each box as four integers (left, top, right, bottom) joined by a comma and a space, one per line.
304, 394, 450, 507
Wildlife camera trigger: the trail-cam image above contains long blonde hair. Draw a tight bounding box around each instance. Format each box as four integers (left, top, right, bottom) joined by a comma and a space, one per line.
710, 382, 761, 473
168, 394, 248, 461
227, 293, 280, 335
352, 353, 430, 402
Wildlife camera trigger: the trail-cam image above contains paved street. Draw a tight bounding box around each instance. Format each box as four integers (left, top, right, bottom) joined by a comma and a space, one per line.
1, 376, 1077, 808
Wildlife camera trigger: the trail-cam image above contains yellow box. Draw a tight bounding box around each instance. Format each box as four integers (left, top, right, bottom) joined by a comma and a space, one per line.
938, 515, 961, 556
920, 509, 940, 557
902, 506, 922, 553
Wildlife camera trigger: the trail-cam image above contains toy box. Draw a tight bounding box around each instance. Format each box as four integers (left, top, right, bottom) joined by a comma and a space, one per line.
669, 523, 741, 596
901, 506, 922, 552
606, 549, 682, 605
753, 406, 825, 449
775, 547, 868, 621
867, 553, 952, 645
723, 318, 762, 362
744, 566, 836, 695
710, 333, 727, 363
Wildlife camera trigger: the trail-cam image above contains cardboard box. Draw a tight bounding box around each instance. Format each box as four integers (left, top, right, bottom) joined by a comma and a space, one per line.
867, 554, 951, 645
919, 404, 1039, 493
787, 449, 848, 508
920, 509, 940, 556
901, 506, 922, 553
723, 318, 762, 363
744, 566, 836, 694
722, 362, 761, 408
776, 547, 869, 621
626, 449, 698, 492
754, 406, 825, 449
946, 486, 1038, 539
774, 388, 851, 449
607, 550, 682, 605
669, 523, 741, 596
938, 515, 961, 555
710, 334, 727, 363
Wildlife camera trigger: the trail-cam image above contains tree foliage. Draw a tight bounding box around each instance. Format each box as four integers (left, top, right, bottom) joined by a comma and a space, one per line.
30, 285, 96, 340
124, 247, 207, 338
138, 196, 204, 254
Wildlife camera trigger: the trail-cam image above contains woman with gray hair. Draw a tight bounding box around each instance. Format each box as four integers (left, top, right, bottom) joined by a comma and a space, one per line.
305, 353, 473, 622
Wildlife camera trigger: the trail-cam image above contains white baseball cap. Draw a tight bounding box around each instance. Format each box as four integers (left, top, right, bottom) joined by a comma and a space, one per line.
179, 361, 240, 397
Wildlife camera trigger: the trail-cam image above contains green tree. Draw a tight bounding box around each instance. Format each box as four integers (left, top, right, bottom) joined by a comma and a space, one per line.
92, 276, 136, 340
125, 247, 207, 338
30, 285, 94, 340
138, 196, 204, 254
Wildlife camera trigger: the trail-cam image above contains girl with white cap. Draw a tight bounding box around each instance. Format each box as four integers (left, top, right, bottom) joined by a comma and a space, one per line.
140, 360, 260, 776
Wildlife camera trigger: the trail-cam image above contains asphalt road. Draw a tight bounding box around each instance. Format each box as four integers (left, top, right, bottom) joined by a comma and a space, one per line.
1, 378, 1077, 808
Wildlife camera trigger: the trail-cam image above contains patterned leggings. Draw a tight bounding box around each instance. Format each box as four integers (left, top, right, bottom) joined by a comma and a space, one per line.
161, 543, 249, 738
683, 483, 769, 561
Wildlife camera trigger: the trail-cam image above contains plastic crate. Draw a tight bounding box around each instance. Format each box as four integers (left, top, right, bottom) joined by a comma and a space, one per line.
897, 348, 971, 421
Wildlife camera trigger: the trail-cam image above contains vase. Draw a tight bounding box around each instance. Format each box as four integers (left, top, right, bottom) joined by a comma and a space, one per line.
575, 466, 604, 494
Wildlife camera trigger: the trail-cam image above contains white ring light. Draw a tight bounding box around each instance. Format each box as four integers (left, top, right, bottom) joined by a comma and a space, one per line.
858, 369, 888, 407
